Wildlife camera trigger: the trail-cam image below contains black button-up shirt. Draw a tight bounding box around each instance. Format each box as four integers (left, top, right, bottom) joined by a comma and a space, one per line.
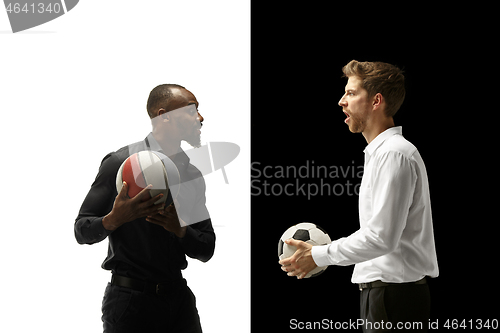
74, 133, 215, 282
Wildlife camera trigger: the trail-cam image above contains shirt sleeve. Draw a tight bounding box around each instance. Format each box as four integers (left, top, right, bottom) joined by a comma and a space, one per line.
74, 153, 119, 245
177, 177, 216, 262
179, 219, 216, 262
312, 151, 416, 267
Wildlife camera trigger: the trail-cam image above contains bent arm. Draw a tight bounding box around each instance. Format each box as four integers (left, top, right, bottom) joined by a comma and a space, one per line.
74, 153, 118, 244
177, 177, 215, 262
312, 152, 416, 267
179, 218, 216, 262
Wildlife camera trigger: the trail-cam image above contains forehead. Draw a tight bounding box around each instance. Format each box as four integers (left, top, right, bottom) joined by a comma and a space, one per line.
345, 76, 364, 91
167, 88, 199, 110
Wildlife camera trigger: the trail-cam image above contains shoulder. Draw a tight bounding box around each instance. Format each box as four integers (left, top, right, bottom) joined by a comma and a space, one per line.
98, 139, 146, 175
113, 139, 148, 161
378, 134, 417, 159
369, 135, 420, 175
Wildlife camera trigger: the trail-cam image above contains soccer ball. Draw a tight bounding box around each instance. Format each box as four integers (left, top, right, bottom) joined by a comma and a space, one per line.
278, 222, 332, 278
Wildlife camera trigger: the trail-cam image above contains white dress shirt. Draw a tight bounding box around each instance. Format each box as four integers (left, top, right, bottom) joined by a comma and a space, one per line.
312, 127, 439, 283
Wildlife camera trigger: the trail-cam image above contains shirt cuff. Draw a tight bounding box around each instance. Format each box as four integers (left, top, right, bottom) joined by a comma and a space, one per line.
178, 225, 195, 244
311, 243, 332, 267
312, 239, 346, 267
90, 216, 113, 239
96, 217, 113, 237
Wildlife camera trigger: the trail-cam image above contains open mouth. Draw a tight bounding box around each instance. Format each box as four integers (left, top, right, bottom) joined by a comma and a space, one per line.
343, 111, 350, 123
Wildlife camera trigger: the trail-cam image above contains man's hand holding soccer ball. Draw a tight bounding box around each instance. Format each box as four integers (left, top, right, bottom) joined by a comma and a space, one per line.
279, 239, 317, 279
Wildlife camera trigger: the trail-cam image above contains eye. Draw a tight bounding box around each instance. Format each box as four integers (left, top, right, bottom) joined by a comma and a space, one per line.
186, 104, 198, 115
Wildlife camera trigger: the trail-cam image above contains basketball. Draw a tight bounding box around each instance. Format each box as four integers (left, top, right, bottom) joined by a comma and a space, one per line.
278, 222, 332, 278
116, 151, 180, 207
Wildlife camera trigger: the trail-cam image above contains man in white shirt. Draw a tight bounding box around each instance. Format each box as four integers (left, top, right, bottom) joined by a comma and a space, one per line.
279, 60, 438, 332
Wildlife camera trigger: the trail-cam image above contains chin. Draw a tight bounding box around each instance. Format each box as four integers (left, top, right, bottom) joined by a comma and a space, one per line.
185, 135, 202, 148
348, 119, 366, 134
349, 126, 363, 134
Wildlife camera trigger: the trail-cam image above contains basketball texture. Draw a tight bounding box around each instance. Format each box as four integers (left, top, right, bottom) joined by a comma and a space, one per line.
116, 151, 180, 207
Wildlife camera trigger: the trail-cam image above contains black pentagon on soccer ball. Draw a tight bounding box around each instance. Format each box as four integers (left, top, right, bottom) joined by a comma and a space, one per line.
292, 229, 310, 242
278, 239, 284, 257
277, 228, 311, 257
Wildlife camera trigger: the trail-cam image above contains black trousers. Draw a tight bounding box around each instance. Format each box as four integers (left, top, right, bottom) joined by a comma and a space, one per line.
101, 281, 202, 333
360, 283, 430, 332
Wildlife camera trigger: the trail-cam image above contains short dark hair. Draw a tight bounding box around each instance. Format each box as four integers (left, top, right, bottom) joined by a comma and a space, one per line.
146, 84, 186, 118
342, 60, 405, 117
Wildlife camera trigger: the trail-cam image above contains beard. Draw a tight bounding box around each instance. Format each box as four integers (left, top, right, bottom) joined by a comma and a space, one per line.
348, 111, 367, 133
185, 132, 202, 148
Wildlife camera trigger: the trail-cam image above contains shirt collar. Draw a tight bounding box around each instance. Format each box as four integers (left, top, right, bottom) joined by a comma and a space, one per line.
145, 132, 163, 152
363, 126, 402, 156
145, 132, 190, 170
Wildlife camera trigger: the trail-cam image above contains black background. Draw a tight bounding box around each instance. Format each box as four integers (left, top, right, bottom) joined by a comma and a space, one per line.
251, 4, 496, 331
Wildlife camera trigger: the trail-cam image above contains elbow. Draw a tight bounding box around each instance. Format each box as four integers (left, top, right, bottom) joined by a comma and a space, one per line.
74, 217, 108, 245
364, 232, 398, 258
374, 242, 397, 257
74, 225, 85, 245
74, 229, 89, 245
199, 256, 212, 263
198, 245, 215, 263
74, 221, 96, 245
74, 218, 87, 244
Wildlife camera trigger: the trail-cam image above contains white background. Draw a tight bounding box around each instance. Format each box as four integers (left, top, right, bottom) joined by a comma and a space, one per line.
0, 1, 250, 332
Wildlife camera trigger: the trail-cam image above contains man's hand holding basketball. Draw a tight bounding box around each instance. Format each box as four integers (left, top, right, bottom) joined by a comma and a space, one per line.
102, 182, 165, 231
279, 239, 317, 279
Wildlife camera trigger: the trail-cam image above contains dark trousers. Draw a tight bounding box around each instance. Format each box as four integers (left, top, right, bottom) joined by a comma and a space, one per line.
360, 283, 430, 332
101, 281, 202, 333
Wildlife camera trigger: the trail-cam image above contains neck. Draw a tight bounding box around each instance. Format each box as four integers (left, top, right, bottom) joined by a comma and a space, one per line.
362, 117, 395, 144
152, 128, 181, 158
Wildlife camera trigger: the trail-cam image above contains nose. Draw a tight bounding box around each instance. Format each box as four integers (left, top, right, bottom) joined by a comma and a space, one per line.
197, 112, 204, 125
338, 93, 347, 107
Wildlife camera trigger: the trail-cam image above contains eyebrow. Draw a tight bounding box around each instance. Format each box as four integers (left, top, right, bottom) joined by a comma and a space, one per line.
188, 102, 199, 108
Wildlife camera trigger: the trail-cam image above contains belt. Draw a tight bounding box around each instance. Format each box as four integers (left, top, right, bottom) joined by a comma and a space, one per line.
111, 274, 186, 296
358, 277, 427, 291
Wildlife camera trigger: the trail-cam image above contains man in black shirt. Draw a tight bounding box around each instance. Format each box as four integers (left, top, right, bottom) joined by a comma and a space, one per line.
75, 84, 215, 332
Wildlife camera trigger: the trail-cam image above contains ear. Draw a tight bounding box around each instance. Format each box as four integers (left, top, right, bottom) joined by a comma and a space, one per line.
372, 93, 383, 110
158, 108, 169, 120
